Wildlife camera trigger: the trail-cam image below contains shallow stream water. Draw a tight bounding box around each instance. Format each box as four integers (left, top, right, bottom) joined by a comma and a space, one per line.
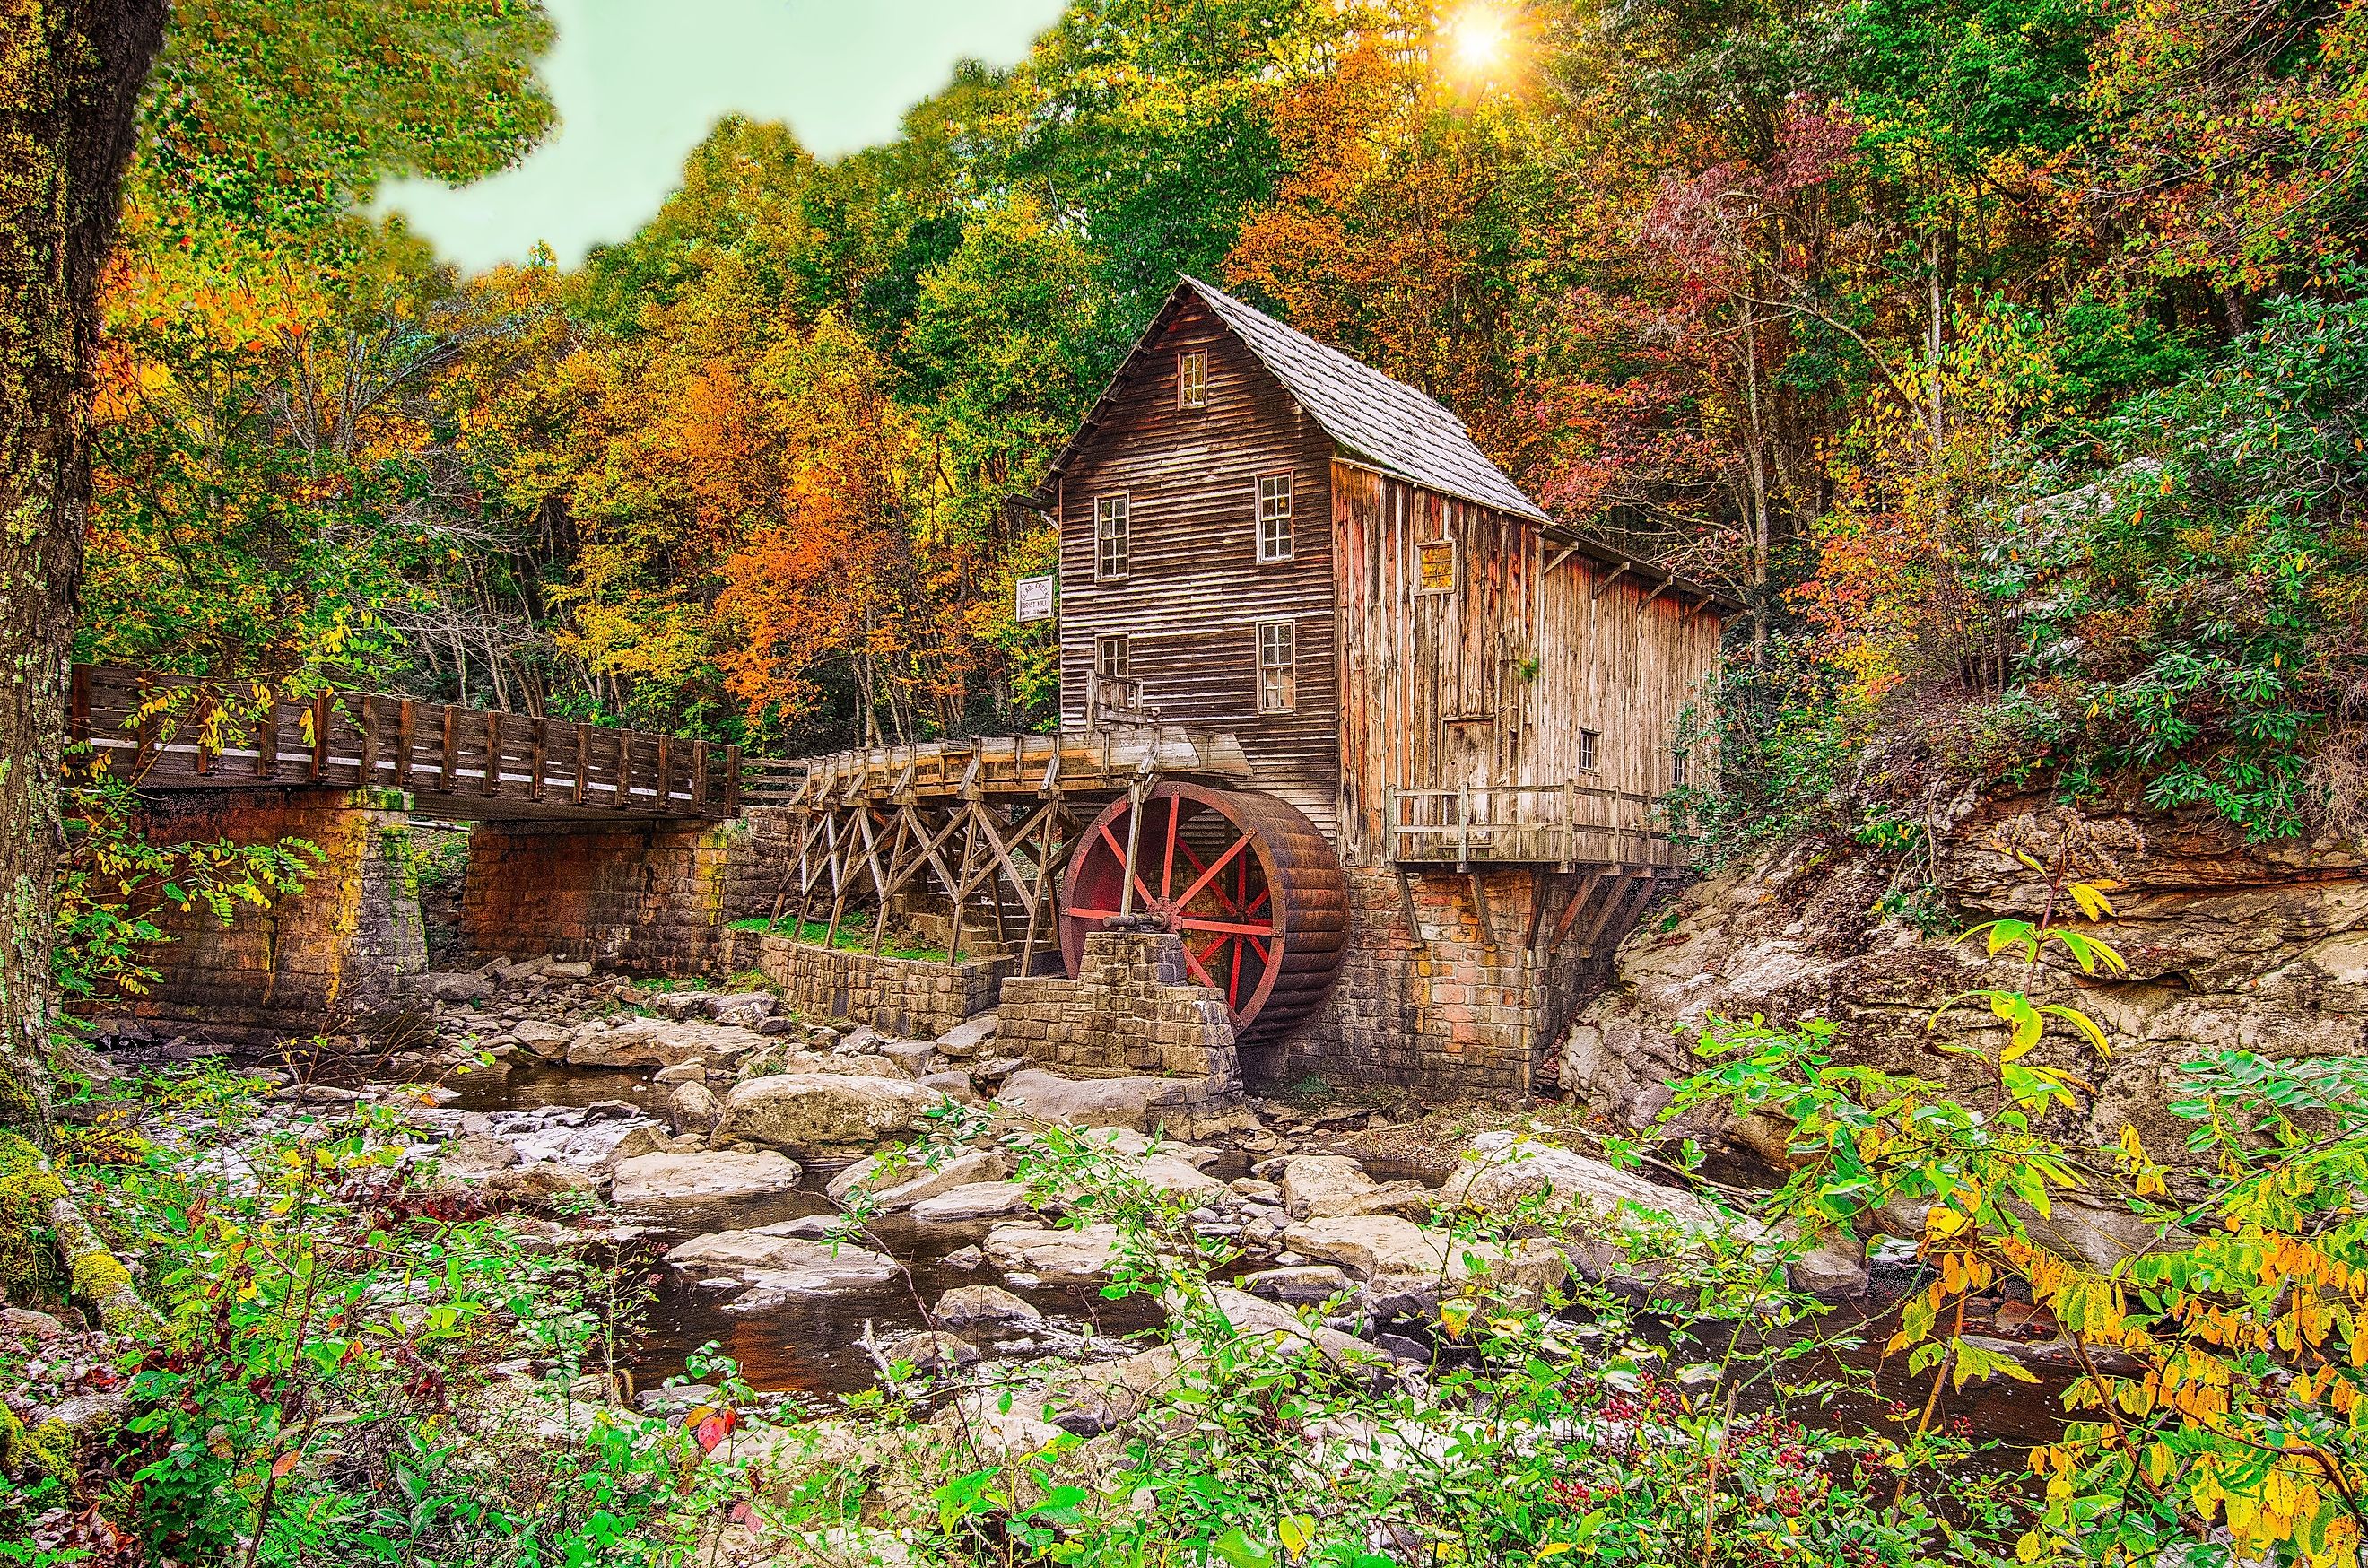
445, 1063, 1165, 1398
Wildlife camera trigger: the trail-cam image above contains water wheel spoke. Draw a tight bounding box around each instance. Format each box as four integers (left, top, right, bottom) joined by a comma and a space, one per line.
1173, 833, 1250, 910
1097, 821, 1158, 911
1178, 942, 1221, 996
1066, 905, 1121, 922
1160, 797, 1180, 901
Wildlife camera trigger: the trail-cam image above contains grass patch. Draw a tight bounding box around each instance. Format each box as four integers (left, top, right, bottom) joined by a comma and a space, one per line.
734, 914, 949, 963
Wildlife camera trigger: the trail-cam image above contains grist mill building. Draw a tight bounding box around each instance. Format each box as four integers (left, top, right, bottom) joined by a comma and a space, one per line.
1026, 277, 1732, 1093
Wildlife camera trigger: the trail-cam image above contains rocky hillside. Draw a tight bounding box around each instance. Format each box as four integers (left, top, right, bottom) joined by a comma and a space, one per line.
1564, 799, 2368, 1163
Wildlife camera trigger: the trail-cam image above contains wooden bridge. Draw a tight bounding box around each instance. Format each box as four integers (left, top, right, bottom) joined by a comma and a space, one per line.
70, 664, 740, 823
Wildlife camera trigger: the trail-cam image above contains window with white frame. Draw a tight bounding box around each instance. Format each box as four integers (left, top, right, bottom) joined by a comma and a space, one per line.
1577, 727, 1600, 773
1670, 748, 1689, 788
1257, 475, 1293, 562
1094, 494, 1130, 581
1179, 350, 1209, 410
1094, 633, 1131, 681
1256, 619, 1297, 714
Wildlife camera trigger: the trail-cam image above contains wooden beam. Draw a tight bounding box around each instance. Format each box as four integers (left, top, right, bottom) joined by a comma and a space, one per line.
1521, 867, 1549, 955
1393, 866, 1423, 943
1469, 870, 1498, 953
1550, 871, 1604, 954
1591, 562, 1631, 600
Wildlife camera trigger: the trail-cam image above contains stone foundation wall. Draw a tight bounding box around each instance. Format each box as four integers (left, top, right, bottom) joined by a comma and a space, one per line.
1275, 867, 1628, 1098
104, 789, 429, 1044
755, 934, 1009, 1037
997, 928, 1242, 1084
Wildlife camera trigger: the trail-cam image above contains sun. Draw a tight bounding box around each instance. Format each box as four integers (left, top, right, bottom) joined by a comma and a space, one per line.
1442, 2, 1514, 78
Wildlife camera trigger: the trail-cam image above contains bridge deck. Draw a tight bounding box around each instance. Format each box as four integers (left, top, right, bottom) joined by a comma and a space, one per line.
72, 665, 739, 823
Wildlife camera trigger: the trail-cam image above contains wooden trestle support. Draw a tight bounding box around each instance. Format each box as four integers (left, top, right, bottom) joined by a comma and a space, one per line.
762, 727, 1279, 1011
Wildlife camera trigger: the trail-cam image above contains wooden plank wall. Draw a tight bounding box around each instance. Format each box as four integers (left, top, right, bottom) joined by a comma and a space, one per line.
1055, 294, 1342, 836
70, 665, 739, 821
1332, 466, 1726, 867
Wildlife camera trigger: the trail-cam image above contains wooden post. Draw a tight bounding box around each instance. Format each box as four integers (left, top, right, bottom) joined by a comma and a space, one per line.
254, 695, 278, 780
1456, 784, 1472, 871
1118, 778, 1148, 918
691, 739, 709, 809
192, 685, 215, 776
572, 721, 589, 804
357, 695, 379, 788
440, 709, 458, 792
396, 700, 414, 788
530, 718, 547, 802
309, 690, 332, 781
725, 744, 742, 814
483, 712, 501, 797
68, 666, 90, 750
614, 732, 632, 809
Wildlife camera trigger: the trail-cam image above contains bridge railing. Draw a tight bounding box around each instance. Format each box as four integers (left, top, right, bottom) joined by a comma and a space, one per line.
70, 664, 739, 820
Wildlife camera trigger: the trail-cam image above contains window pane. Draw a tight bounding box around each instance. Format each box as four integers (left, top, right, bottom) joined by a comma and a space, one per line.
1257, 621, 1295, 712
1258, 475, 1293, 562
1095, 495, 1129, 579
1180, 351, 1208, 409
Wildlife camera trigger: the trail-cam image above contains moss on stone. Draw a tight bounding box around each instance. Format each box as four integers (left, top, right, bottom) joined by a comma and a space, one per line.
0, 1129, 65, 1302
0, 1402, 71, 1479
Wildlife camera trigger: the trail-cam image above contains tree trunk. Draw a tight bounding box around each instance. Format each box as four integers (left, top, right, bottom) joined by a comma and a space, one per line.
0, 0, 170, 1141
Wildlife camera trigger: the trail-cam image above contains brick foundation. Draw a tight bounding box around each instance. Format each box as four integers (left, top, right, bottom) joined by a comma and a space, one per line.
106, 789, 430, 1044
1275, 867, 1615, 1098
754, 934, 1010, 1037
458, 806, 798, 977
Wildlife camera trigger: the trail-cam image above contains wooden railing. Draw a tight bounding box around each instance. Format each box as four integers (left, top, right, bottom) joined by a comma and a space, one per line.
1385, 782, 1675, 868
71, 664, 739, 820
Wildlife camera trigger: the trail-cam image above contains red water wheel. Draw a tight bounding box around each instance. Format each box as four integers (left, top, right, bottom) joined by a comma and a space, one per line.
1059, 783, 1347, 1042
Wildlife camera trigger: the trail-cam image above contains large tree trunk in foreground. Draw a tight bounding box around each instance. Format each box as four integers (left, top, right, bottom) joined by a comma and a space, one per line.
0, 0, 170, 1140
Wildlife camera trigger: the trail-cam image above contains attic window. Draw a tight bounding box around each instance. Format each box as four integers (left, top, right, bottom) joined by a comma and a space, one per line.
1417, 537, 1457, 594
1179, 350, 1209, 411
1095, 494, 1130, 581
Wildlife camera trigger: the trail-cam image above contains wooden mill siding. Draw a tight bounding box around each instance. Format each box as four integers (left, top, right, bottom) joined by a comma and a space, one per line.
1332, 465, 1725, 867
1056, 294, 1342, 835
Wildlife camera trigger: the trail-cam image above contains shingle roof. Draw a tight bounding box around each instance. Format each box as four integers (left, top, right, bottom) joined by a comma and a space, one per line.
1177, 277, 1551, 524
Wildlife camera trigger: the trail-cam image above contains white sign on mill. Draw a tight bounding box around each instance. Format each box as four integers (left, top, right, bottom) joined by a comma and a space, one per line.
1014, 574, 1055, 623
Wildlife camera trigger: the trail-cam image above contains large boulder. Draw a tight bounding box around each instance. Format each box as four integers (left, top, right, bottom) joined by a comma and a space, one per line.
712, 1074, 945, 1157
610, 1151, 801, 1206
995, 1069, 1171, 1132
566, 1017, 706, 1069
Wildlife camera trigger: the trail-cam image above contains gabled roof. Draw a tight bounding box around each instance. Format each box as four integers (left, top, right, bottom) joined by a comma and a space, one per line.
1177, 278, 1551, 525
1032, 277, 1550, 526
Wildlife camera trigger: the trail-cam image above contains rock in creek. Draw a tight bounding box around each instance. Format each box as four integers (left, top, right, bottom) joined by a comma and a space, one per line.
994, 1068, 1179, 1132
1434, 1134, 1728, 1239
1239, 1264, 1355, 1305
983, 1222, 1122, 1282
664, 1222, 900, 1297
1281, 1215, 1568, 1317
609, 1150, 801, 1206
826, 1146, 1014, 1209
1277, 1155, 1432, 1222
930, 1284, 1042, 1328
712, 1073, 945, 1158
908, 1180, 1032, 1223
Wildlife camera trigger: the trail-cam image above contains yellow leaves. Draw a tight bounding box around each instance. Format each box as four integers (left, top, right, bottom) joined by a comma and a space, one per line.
2068, 879, 2120, 921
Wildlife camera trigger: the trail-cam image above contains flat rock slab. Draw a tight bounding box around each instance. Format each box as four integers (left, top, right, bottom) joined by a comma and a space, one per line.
610, 1151, 801, 1206
827, 1147, 1014, 1209
664, 1223, 899, 1296
984, 1222, 1123, 1282
909, 1180, 1032, 1223
996, 1069, 1176, 1132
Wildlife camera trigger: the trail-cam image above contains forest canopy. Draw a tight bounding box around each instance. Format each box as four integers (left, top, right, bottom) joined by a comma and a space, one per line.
79, 0, 2368, 839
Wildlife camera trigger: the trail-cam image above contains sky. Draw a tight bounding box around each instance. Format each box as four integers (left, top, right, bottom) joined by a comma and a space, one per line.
378, 0, 1070, 273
